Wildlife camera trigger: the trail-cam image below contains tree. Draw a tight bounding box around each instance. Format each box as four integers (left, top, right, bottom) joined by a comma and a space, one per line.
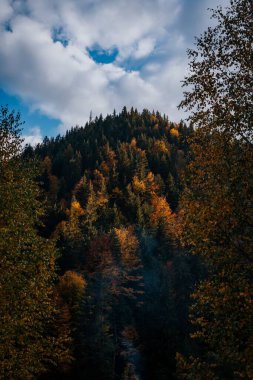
0, 105, 23, 162
58, 271, 87, 310
180, 0, 252, 142
177, 1, 253, 379
0, 106, 70, 379
114, 226, 139, 268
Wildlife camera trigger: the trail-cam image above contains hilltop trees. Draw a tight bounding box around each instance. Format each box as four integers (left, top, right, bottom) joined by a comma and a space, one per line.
177, 0, 253, 378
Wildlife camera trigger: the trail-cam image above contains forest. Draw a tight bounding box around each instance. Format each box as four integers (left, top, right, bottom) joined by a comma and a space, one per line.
0, 1, 252, 379
23, 108, 200, 379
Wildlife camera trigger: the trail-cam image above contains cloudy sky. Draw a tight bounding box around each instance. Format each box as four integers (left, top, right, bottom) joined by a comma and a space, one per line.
0, 0, 228, 144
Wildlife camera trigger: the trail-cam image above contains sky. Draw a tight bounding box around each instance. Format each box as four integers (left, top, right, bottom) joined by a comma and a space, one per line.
0, 0, 229, 144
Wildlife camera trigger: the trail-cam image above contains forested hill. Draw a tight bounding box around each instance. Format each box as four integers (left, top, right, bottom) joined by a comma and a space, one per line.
29, 107, 192, 213
24, 108, 200, 379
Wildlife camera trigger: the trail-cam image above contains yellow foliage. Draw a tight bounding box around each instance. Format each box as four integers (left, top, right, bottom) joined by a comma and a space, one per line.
71, 200, 84, 215
154, 140, 169, 154
151, 114, 157, 123
132, 176, 146, 192
170, 128, 179, 138
150, 195, 175, 232
114, 226, 139, 266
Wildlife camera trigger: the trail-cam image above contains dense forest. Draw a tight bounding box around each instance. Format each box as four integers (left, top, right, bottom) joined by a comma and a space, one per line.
24, 108, 200, 379
0, 0, 252, 379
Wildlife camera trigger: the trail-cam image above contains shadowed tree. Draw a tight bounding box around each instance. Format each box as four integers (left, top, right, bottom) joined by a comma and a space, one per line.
177, 1, 253, 378
0, 106, 71, 379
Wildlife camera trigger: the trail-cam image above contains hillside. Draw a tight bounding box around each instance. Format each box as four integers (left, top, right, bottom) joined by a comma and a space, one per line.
25, 108, 200, 379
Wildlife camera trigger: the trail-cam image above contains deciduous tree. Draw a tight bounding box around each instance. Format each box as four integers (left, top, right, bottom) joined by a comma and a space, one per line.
177, 1, 253, 378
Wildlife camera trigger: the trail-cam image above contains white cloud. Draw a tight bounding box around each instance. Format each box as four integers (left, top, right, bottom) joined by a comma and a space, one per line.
23, 126, 42, 146
0, 0, 230, 133
24, 0, 181, 50
133, 38, 156, 59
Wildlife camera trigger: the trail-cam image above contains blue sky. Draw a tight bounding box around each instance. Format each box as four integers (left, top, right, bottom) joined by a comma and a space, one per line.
0, 0, 229, 144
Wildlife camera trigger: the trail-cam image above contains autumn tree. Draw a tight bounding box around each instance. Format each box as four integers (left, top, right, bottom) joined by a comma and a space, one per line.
114, 226, 140, 268
177, 1, 253, 378
0, 106, 71, 379
58, 271, 87, 310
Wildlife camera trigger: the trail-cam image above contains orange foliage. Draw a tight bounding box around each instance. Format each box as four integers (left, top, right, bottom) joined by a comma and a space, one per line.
114, 226, 139, 266
71, 200, 84, 216
170, 128, 179, 138
97, 194, 108, 207
130, 137, 137, 147
154, 140, 169, 154
150, 195, 174, 227
132, 176, 146, 193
